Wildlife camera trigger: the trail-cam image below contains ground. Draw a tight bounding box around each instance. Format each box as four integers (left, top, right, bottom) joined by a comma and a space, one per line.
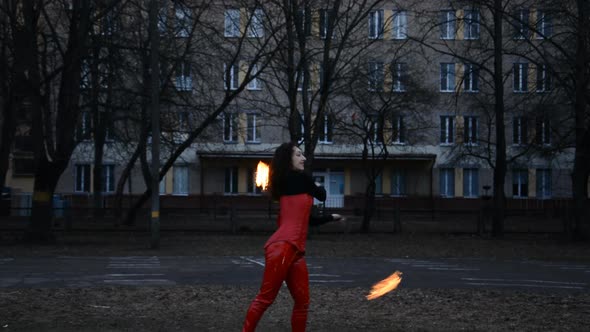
1, 231, 590, 331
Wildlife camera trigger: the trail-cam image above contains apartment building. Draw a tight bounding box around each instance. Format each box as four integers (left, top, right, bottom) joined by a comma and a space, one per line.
4, 0, 581, 211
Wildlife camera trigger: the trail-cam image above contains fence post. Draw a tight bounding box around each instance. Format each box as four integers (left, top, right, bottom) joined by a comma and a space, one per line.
393, 206, 401, 233
230, 207, 236, 234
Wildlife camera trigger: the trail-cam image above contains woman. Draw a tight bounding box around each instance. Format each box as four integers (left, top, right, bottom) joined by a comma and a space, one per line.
242, 142, 343, 332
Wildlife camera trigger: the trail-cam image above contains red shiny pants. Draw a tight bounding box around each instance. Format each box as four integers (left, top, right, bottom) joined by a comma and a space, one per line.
242, 241, 309, 332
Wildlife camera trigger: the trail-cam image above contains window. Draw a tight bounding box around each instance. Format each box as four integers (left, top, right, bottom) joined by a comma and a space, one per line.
248, 8, 264, 37
247, 63, 261, 90
391, 62, 407, 92
224, 167, 239, 194
173, 165, 189, 195
464, 116, 478, 145
513, 116, 528, 145
464, 10, 480, 40
536, 117, 551, 145
296, 68, 308, 91
318, 114, 333, 144
440, 63, 455, 92
174, 3, 191, 38
75, 164, 91, 193
392, 115, 405, 144
320, 9, 335, 39
296, 7, 312, 36
440, 116, 454, 144
536, 64, 551, 92
369, 115, 382, 143
536, 169, 552, 199
223, 113, 238, 142
296, 114, 305, 143
463, 168, 479, 198
175, 61, 192, 91
159, 175, 166, 194
512, 169, 528, 198
100, 9, 119, 35
536, 10, 553, 39
440, 10, 456, 40
368, 61, 384, 91
368, 10, 384, 39
224, 63, 239, 90
12, 157, 35, 176
391, 169, 406, 196
158, 6, 167, 33
246, 113, 261, 143
224, 9, 240, 37
463, 63, 479, 92
77, 111, 92, 141
439, 168, 455, 197
247, 167, 262, 194
392, 10, 408, 39
81, 60, 91, 89
513, 63, 528, 92
101, 165, 115, 193
368, 173, 381, 195
514, 9, 529, 39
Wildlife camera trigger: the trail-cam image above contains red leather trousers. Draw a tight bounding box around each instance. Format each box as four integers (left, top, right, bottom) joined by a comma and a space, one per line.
242, 241, 309, 332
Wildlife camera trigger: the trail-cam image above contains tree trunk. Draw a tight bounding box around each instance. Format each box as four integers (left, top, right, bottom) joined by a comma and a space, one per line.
491, 0, 506, 237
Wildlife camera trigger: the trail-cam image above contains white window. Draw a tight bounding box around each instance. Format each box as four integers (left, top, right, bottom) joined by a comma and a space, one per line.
512, 169, 528, 198
318, 114, 333, 144
174, 3, 191, 38
513, 63, 528, 92
224, 63, 239, 90
223, 113, 238, 142
440, 10, 456, 40
464, 116, 478, 145
536, 118, 551, 145
173, 165, 189, 195
224, 9, 240, 37
320, 9, 334, 39
536, 10, 553, 39
248, 8, 264, 37
101, 165, 115, 193
392, 10, 408, 39
536, 168, 552, 199
514, 9, 529, 39
77, 111, 92, 141
513, 116, 528, 145
75, 164, 91, 192
246, 113, 260, 143
463, 168, 479, 198
368, 61, 384, 91
536, 64, 551, 92
392, 62, 406, 92
463, 63, 479, 92
247, 167, 262, 194
439, 168, 455, 198
224, 167, 238, 194
368, 10, 384, 39
247, 64, 261, 90
175, 61, 192, 91
369, 115, 382, 143
392, 115, 405, 144
440, 63, 455, 92
296, 68, 307, 91
391, 169, 406, 196
464, 10, 480, 40
81, 60, 90, 89
440, 116, 454, 144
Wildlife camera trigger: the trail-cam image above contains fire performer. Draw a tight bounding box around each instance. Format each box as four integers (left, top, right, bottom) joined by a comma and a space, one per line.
242, 142, 343, 332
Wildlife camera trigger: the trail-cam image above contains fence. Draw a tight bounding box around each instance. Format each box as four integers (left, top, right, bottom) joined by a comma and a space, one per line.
0, 193, 580, 235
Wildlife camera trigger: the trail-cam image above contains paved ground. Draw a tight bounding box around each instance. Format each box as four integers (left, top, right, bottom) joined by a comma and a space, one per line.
1, 255, 588, 292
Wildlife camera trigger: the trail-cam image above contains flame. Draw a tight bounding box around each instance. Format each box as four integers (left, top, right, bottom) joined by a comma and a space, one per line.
255, 161, 270, 190
366, 271, 403, 300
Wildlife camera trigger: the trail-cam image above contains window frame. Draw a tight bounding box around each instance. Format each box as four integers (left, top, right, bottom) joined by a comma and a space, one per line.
440, 10, 456, 40
223, 112, 238, 142
224, 9, 240, 37
368, 9, 384, 39
392, 10, 408, 40
440, 115, 454, 145
439, 168, 455, 198
246, 112, 261, 143
464, 9, 480, 40
440, 63, 455, 92
513, 62, 528, 93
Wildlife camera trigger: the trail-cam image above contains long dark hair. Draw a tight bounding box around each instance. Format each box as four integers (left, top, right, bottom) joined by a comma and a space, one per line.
269, 142, 296, 200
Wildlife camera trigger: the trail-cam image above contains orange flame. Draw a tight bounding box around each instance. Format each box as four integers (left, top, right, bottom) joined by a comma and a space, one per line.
366, 271, 403, 300
255, 161, 270, 190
